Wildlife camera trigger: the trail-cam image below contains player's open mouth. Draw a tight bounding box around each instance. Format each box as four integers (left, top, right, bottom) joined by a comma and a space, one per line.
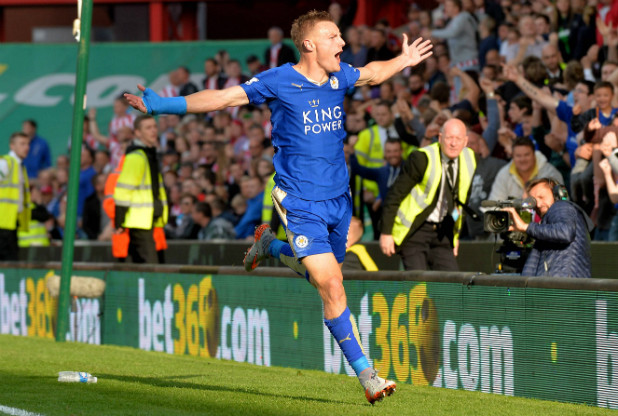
335, 51, 342, 61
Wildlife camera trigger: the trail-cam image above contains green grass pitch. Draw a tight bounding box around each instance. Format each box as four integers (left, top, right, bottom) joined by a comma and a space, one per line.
0, 335, 614, 416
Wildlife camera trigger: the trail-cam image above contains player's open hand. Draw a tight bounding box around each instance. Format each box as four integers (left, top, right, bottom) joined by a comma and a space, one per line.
402, 34, 433, 67
124, 84, 148, 114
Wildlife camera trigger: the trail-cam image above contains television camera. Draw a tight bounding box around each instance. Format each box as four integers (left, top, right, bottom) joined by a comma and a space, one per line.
481, 197, 536, 273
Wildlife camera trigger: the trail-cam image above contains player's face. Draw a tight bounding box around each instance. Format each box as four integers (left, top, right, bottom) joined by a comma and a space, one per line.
529, 183, 554, 217
311, 21, 345, 74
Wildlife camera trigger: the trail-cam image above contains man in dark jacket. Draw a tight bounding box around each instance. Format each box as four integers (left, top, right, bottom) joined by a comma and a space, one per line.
380, 119, 477, 271
264, 26, 297, 69
350, 138, 404, 205
504, 178, 593, 278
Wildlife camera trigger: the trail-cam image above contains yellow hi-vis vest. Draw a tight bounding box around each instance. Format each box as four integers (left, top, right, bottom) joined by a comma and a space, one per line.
391, 143, 476, 246
113, 148, 168, 229
354, 125, 415, 207
261, 173, 286, 239
0, 155, 30, 232
18, 203, 49, 247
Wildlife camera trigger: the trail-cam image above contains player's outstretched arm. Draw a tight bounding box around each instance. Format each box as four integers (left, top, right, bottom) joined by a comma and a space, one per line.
355, 34, 433, 86
124, 84, 249, 115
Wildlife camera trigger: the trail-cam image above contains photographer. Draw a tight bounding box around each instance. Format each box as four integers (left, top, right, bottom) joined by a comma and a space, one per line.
502, 178, 593, 278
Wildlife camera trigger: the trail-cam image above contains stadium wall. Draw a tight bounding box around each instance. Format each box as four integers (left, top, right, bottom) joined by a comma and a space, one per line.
16, 240, 618, 278
1, 262, 618, 409
0, 40, 295, 161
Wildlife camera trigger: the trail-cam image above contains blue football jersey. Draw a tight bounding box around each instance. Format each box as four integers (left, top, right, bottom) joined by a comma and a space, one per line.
240, 63, 360, 201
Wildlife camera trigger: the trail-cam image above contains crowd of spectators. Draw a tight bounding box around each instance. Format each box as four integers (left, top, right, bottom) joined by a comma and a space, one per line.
17, 0, 618, 245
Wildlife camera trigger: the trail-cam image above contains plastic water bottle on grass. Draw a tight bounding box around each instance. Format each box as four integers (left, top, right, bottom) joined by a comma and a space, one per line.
58, 371, 97, 383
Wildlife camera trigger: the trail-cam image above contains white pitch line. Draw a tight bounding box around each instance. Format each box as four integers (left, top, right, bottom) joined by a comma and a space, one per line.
0, 404, 45, 416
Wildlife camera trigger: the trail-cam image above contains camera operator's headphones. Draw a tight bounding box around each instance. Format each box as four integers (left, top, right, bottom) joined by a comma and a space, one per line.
534, 178, 569, 201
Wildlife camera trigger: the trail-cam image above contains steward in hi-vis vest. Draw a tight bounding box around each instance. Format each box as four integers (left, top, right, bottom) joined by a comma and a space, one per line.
353, 101, 418, 238
380, 119, 477, 271
113, 115, 167, 264
104, 154, 167, 261
0, 132, 31, 261
18, 201, 51, 247
354, 124, 415, 200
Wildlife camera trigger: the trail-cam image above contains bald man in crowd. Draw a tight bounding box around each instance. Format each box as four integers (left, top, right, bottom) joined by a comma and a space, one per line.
380, 118, 477, 270
541, 43, 564, 87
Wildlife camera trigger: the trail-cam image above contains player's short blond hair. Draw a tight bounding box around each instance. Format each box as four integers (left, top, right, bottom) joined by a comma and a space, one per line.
290, 10, 334, 51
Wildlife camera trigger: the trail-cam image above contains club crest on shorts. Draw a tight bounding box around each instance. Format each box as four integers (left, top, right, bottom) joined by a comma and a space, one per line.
330, 76, 339, 90
295, 235, 309, 248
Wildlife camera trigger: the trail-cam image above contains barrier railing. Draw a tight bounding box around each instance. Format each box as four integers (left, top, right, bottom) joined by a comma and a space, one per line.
13, 240, 618, 278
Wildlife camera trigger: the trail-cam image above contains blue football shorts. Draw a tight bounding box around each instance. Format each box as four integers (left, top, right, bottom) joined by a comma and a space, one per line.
271, 186, 352, 263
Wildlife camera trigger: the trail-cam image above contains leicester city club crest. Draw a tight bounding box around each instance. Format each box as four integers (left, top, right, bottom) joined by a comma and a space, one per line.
295, 235, 309, 248
329, 76, 339, 90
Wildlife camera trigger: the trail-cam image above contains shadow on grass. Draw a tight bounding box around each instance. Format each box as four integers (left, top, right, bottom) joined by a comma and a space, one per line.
0, 373, 57, 382
96, 373, 356, 406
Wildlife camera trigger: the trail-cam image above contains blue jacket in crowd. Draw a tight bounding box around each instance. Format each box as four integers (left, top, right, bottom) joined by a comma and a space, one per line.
234, 191, 264, 239
522, 200, 593, 278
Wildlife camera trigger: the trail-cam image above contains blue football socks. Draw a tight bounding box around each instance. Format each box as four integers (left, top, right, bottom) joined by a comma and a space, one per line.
269, 239, 310, 281
324, 307, 370, 376
270, 239, 369, 375
267, 238, 285, 258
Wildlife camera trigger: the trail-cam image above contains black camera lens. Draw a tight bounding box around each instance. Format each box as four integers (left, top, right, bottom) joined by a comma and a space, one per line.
490, 215, 506, 228
484, 211, 510, 233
